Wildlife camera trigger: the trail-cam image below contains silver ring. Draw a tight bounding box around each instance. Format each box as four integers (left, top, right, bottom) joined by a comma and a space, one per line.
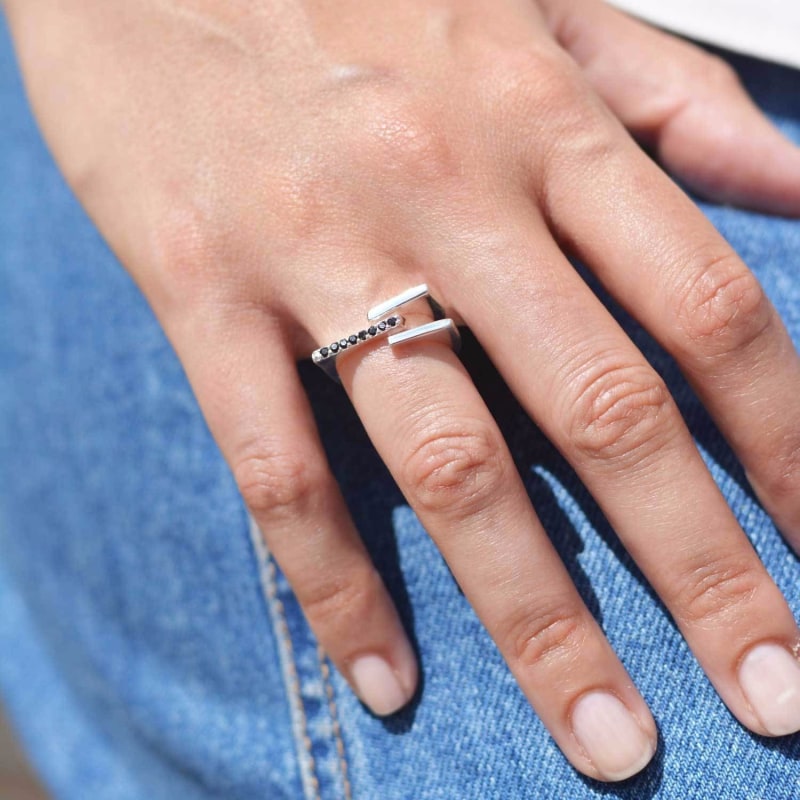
311, 283, 461, 382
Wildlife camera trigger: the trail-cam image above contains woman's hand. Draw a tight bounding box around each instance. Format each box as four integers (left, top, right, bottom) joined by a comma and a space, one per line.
7, 0, 800, 781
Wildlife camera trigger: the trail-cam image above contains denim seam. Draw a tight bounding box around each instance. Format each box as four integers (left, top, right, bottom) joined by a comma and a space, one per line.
248, 515, 322, 800
316, 644, 353, 800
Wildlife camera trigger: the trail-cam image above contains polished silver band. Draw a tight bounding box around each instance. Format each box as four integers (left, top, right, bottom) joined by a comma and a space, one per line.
311, 283, 460, 381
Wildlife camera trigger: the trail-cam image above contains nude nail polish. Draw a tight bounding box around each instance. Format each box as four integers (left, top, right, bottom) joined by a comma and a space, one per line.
739, 643, 800, 735
571, 691, 656, 781
351, 654, 410, 716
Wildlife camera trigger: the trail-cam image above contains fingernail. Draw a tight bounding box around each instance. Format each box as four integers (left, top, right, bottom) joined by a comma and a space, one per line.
571, 692, 655, 781
350, 654, 411, 716
739, 643, 800, 735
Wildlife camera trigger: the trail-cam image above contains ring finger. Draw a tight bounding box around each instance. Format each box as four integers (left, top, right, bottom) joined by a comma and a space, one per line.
330, 296, 658, 782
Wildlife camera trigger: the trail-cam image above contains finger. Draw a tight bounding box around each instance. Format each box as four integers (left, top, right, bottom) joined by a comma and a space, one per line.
169, 306, 418, 716
447, 210, 800, 738
330, 304, 657, 782
537, 0, 800, 215
525, 72, 800, 554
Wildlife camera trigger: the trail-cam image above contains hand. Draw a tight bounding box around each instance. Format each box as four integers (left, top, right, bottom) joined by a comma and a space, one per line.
7, 0, 800, 782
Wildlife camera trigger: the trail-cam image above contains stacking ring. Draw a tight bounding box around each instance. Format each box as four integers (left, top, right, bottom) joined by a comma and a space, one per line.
311, 283, 461, 381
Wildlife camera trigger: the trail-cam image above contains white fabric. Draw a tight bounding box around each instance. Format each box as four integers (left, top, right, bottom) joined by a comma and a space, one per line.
607, 0, 800, 69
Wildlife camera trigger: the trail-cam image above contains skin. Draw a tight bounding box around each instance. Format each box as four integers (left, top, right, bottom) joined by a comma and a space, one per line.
5, 0, 800, 782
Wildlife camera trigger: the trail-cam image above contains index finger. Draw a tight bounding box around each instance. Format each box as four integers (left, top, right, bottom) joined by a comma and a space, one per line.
531, 98, 800, 551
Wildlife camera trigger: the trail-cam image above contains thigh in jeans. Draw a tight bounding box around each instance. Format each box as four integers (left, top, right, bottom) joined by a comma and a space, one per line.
1, 16, 799, 799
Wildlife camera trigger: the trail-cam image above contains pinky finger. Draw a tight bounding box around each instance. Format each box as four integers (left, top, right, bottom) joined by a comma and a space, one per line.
173, 308, 418, 716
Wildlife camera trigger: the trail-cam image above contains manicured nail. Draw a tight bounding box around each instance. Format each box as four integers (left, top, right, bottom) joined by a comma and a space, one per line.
739, 643, 800, 735
351, 654, 411, 716
571, 692, 655, 781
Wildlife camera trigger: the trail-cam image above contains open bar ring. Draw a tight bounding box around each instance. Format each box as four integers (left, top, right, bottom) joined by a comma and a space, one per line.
311, 283, 461, 382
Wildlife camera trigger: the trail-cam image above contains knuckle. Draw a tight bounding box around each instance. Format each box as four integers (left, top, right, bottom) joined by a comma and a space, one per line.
268, 162, 340, 245
401, 421, 507, 517
476, 42, 580, 113
673, 251, 773, 356
565, 359, 675, 466
143, 199, 238, 316
234, 449, 320, 521
345, 85, 457, 185
752, 444, 800, 504
503, 604, 588, 670
476, 44, 619, 176
299, 574, 379, 630
267, 80, 460, 244
697, 52, 742, 92
671, 556, 761, 629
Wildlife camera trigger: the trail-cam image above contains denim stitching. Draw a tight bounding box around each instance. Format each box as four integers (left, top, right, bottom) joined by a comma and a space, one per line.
248, 515, 322, 800
317, 645, 353, 800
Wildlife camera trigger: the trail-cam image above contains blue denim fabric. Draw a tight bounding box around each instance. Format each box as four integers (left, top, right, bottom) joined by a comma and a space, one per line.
1, 12, 800, 799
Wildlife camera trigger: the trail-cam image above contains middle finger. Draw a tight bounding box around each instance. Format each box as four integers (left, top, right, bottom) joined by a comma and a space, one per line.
448, 208, 800, 738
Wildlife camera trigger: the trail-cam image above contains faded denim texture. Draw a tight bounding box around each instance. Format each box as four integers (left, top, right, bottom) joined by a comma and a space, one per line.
1, 13, 799, 800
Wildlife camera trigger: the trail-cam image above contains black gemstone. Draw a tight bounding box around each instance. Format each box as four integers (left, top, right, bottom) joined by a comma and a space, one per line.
320, 346, 329, 357
387, 316, 397, 327
358, 330, 368, 340
378, 321, 387, 331
348, 334, 358, 345
339, 338, 348, 349
368, 326, 377, 336
329, 342, 339, 353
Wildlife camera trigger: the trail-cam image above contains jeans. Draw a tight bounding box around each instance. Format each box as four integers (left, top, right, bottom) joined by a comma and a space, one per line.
1, 13, 799, 799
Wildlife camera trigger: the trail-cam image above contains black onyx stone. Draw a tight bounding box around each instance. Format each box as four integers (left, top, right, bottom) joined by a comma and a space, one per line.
320, 347, 329, 357
339, 338, 348, 349
368, 326, 377, 336
329, 342, 339, 353
378, 321, 387, 331
348, 334, 358, 345
358, 330, 368, 340
387, 317, 397, 327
